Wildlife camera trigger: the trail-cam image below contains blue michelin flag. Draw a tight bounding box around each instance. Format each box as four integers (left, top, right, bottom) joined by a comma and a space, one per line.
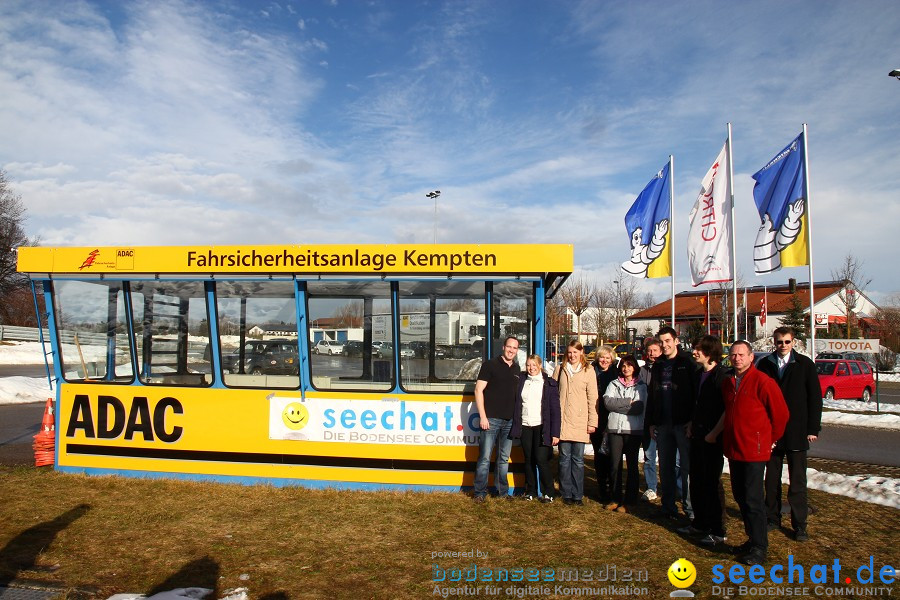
622, 162, 671, 278
752, 133, 808, 274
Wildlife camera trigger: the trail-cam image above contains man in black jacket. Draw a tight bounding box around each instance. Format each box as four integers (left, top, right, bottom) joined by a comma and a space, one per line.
757, 327, 822, 542
646, 326, 699, 520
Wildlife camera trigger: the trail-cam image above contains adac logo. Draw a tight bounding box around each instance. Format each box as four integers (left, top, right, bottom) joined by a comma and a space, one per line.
667, 558, 696, 598
79, 249, 101, 270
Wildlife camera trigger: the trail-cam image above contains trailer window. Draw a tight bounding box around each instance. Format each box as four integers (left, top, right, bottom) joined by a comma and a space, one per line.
53, 280, 134, 383
492, 281, 534, 367
130, 281, 212, 386
397, 281, 485, 393
216, 281, 299, 389
307, 281, 393, 391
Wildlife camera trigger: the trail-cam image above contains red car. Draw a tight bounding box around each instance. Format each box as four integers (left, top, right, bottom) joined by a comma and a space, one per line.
815, 359, 875, 402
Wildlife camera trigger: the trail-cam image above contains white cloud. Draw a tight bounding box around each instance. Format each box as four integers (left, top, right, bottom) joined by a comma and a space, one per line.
0, 0, 897, 302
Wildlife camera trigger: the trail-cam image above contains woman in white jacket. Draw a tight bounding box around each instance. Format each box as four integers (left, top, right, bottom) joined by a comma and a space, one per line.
603, 355, 647, 513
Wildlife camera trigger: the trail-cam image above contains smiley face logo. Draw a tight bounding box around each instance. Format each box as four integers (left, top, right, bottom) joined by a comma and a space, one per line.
282, 402, 309, 430
667, 558, 696, 588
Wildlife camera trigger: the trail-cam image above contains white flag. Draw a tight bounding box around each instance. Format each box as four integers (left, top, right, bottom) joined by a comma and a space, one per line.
687, 143, 733, 286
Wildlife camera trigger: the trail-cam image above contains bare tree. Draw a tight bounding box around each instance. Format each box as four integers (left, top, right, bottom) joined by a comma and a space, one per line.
588, 286, 615, 343
714, 271, 746, 341
607, 276, 640, 340
638, 291, 655, 311
333, 302, 364, 328
441, 298, 481, 312
558, 275, 596, 343
875, 293, 900, 354
830, 253, 872, 339
0, 170, 35, 323
545, 293, 568, 356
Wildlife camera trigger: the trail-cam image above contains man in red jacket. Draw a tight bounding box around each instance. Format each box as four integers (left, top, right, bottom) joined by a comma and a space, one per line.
722, 341, 789, 566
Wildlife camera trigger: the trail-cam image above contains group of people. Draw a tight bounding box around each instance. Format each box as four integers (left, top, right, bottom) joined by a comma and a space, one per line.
472, 325, 822, 567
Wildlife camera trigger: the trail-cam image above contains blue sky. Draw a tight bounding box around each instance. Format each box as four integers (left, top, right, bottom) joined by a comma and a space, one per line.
1, 0, 899, 304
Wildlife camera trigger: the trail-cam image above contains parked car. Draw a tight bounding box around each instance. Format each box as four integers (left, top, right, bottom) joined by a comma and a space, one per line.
408, 341, 426, 358
399, 343, 416, 358
374, 341, 394, 359
815, 359, 875, 402
343, 341, 365, 358
313, 339, 344, 355
222, 340, 299, 375
614, 343, 636, 358
545, 341, 557, 360
817, 351, 875, 366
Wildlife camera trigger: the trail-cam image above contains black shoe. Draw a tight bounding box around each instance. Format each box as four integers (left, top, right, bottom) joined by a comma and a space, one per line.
698, 533, 728, 547
573, 499, 584, 506
473, 495, 486, 503
794, 529, 809, 542
767, 521, 780, 532
731, 540, 753, 555
656, 510, 679, 522
539, 494, 554, 504
738, 548, 767, 566
563, 498, 575, 505
677, 524, 709, 536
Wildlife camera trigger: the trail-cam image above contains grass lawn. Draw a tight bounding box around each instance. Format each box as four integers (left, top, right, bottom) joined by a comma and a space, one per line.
0, 465, 897, 599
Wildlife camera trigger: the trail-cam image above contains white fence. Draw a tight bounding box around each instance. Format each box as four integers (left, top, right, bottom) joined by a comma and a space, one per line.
0, 325, 109, 346
0, 325, 205, 353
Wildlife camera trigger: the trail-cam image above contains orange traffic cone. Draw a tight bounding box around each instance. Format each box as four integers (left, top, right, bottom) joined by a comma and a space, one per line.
41, 397, 54, 433
34, 397, 55, 467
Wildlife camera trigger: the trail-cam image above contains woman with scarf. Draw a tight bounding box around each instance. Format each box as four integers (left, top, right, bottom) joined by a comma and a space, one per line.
553, 340, 599, 506
603, 355, 647, 513
510, 354, 561, 502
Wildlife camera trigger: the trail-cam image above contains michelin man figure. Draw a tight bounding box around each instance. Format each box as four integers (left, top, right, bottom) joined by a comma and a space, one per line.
753, 199, 804, 274
621, 218, 668, 278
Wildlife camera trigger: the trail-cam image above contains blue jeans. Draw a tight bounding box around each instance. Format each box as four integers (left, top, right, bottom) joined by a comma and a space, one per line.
657, 423, 692, 518
558, 441, 586, 501
474, 417, 513, 498
644, 438, 658, 492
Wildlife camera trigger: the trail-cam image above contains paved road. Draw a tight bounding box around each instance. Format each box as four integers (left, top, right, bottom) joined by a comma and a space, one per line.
0, 364, 51, 378
0, 401, 44, 466
809, 424, 900, 467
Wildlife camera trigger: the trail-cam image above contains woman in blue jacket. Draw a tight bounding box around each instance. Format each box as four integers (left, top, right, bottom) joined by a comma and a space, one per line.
510, 354, 561, 502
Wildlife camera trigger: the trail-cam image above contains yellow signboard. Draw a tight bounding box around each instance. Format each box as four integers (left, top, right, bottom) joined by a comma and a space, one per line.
54, 384, 514, 488
18, 244, 573, 275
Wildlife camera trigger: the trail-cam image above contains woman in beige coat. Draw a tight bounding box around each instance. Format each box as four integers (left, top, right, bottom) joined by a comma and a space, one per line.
553, 340, 599, 505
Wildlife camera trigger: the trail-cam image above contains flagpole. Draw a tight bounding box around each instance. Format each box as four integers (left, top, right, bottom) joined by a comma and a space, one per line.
763, 285, 768, 338
669, 154, 675, 327
706, 288, 711, 334
727, 123, 738, 341
744, 287, 749, 338
802, 123, 816, 358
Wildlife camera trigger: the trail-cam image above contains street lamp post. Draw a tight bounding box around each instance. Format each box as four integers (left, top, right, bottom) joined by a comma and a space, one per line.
426, 190, 441, 243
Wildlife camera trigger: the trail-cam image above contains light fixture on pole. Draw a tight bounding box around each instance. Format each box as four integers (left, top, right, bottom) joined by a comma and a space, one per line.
426, 190, 441, 243
890, 69, 900, 81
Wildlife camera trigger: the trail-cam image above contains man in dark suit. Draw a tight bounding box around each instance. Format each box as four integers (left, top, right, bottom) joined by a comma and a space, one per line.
757, 326, 822, 542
